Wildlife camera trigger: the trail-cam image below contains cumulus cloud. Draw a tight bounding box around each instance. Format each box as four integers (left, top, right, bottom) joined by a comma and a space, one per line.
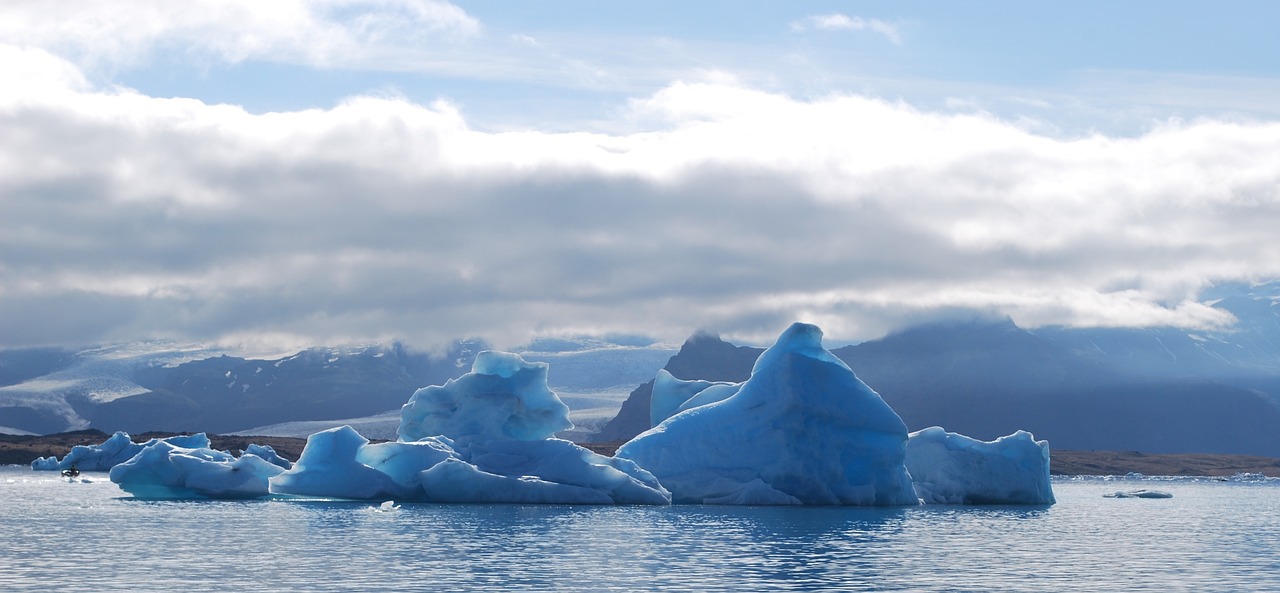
1, 52, 1278, 350
0, 0, 480, 71
790, 13, 901, 44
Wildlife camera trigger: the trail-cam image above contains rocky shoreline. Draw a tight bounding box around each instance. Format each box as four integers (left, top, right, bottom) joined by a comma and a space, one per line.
4, 430, 1280, 477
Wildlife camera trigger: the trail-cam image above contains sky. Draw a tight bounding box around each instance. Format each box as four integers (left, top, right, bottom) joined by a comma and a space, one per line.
2, 1, 1280, 353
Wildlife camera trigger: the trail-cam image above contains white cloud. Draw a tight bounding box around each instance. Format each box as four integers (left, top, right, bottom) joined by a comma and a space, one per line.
0, 0, 480, 71
2, 59, 1279, 350
791, 13, 901, 44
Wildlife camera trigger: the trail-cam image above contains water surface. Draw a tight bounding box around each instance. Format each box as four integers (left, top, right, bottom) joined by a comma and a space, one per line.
2, 467, 1276, 592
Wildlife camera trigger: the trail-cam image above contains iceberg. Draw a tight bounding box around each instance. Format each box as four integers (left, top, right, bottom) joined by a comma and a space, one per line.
399, 350, 571, 444
108, 439, 286, 499
905, 427, 1055, 505
90, 325, 1056, 507
31, 431, 211, 472
617, 322, 920, 505
271, 351, 670, 504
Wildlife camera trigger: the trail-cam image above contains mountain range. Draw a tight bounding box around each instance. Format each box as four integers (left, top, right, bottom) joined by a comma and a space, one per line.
2, 281, 1279, 456
598, 281, 1280, 456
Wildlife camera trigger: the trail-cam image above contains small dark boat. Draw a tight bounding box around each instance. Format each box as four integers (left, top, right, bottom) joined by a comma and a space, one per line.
61, 467, 80, 478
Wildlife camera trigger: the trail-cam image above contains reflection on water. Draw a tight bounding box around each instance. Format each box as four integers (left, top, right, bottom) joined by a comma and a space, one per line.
1, 468, 1277, 592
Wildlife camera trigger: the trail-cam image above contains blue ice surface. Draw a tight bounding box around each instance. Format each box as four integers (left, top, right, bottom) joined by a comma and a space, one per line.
399, 350, 571, 444
271, 351, 670, 504
31, 431, 210, 471
617, 322, 922, 505
622, 322, 1055, 506
906, 426, 1055, 505
80, 323, 1051, 506
108, 440, 285, 499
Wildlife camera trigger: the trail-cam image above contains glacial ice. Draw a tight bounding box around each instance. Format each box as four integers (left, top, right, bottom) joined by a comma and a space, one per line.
271, 351, 670, 504
905, 426, 1055, 505
243, 443, 293, 470
617, 322, 921, 505
108, 439, 285, 499
32, 431, 211, 472
83, 325, 1053, 507
399, 350, 572, 444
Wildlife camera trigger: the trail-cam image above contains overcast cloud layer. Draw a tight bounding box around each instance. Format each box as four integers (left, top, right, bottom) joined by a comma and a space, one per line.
2, 2, 1279, 351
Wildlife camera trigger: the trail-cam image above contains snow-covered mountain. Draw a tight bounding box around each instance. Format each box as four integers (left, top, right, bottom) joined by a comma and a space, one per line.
0, 341, 484, 435
0, 336, 676, 439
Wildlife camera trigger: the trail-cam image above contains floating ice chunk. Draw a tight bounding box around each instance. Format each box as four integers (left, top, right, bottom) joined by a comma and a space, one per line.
108, 440, 284, 499
399, 351, 572, 444
371, 500, 400, 512
905, 427, 1056, 505
32, 431, 212, 472
271, 425, 670, 504
1104, 489, 1173, 499
617, 322, 920, 506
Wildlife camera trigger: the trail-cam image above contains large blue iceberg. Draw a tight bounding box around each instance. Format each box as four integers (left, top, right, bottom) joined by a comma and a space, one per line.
617, 323, 921, 505
271, 351, 670, 504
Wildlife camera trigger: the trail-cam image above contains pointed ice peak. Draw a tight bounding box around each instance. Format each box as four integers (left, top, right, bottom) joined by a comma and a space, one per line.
752, 322, 850, 375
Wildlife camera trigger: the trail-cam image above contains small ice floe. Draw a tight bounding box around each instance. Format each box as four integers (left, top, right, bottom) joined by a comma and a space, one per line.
1104, 489, 1173, 499
370, 500, 400, 513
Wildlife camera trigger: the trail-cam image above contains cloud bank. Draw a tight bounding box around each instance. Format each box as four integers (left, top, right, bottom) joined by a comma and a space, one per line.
2, 42, 1279, 350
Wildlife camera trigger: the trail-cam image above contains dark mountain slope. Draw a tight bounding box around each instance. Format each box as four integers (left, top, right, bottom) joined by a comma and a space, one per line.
592, 332, 761, 442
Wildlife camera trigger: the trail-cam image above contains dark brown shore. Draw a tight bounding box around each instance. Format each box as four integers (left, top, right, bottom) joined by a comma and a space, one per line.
4, 431, 1280, 477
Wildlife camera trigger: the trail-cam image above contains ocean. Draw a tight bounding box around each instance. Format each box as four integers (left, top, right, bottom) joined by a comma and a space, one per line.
1, 466, 1276, 592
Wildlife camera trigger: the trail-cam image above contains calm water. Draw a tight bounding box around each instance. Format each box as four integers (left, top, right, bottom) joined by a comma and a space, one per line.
1, 466, 1277, 592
